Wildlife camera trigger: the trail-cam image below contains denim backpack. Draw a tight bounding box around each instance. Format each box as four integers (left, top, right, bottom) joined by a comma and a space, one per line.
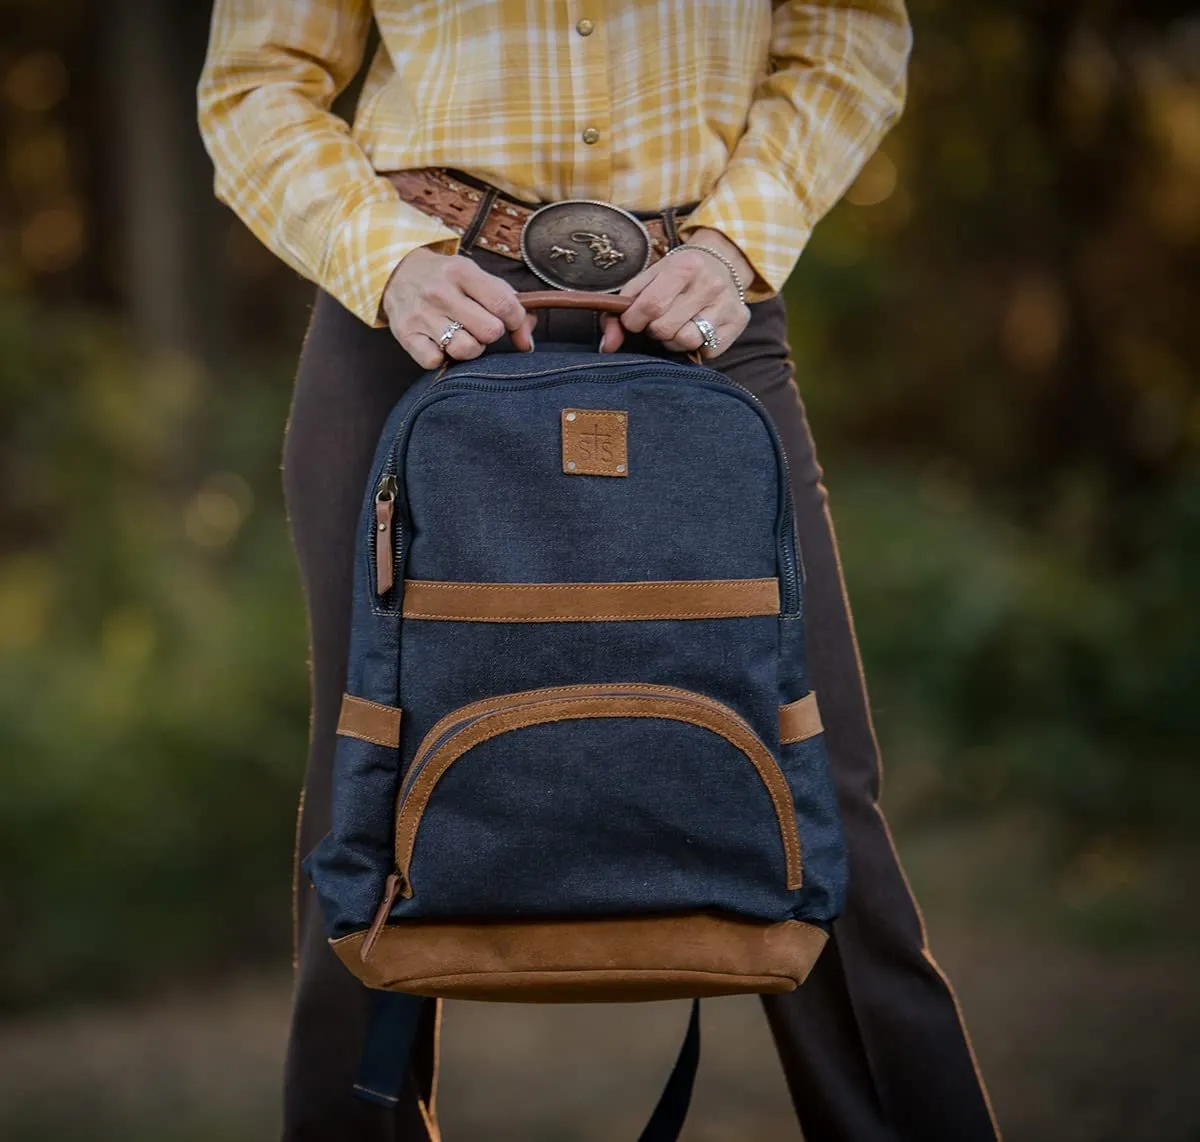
304, 292, 848, 1139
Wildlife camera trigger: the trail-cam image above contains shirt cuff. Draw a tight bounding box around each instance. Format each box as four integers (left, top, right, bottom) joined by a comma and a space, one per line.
322, 190, 462, 327
678, 164, 814, 303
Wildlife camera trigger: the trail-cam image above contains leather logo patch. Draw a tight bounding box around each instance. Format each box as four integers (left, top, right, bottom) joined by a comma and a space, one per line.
561, 409, 628, 477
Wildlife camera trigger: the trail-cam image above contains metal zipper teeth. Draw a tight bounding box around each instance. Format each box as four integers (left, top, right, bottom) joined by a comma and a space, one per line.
387, 364, 802, 612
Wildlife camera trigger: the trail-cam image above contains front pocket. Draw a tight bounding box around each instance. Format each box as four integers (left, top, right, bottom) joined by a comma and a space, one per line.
388, 683, 802, 924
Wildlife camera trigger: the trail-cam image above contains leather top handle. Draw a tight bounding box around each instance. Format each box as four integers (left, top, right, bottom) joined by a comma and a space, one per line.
516, 290, 630, 315
512, 289, 703, 365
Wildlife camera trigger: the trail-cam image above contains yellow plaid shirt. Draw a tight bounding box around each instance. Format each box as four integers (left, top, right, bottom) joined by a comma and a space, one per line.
198, 0, 911, 326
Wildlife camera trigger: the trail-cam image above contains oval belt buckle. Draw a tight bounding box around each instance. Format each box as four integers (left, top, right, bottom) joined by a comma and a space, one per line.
520, 199, 652, 292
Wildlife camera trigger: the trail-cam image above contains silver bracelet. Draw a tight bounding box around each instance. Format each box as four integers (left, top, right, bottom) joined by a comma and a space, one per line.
666, 243, 746, 305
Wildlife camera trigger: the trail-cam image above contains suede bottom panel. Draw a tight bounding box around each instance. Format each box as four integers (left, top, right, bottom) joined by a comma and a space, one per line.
331, 913, 828, 1002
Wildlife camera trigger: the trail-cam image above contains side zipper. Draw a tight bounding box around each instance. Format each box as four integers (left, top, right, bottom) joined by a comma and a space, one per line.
374, 474, 397, 596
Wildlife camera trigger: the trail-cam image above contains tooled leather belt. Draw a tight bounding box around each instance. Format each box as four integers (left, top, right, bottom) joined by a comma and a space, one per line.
384, 167, 693, 293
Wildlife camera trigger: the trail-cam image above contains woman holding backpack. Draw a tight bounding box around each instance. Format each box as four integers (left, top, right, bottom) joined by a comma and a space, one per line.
199, 2, 1000, 1139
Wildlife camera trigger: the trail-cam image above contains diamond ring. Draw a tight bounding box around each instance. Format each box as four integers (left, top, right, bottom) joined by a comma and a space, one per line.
691, 316, 720, 351
437, 319, 464, 350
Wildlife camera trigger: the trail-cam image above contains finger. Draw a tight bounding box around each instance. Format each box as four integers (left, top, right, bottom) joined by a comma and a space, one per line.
455, 260, 528, 333
398, 331, 444, 370
698, 310, 749, 360
660, 312, 707, 352
433, 291, 508, 346
425, 316, 486, 361
621, 272, 685, 334
662, 303, 745, 356
615, 260, 661, 301
599, 313, 625, 353
511, 312, 538, 353
646, 289, 717, 345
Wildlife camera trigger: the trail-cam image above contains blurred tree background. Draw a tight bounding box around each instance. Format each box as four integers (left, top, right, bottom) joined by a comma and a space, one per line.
0, 1, 1197, 1140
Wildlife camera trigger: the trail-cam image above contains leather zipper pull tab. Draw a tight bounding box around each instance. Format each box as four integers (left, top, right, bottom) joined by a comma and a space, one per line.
361, 871, 404, 962
374, 475, 397, 596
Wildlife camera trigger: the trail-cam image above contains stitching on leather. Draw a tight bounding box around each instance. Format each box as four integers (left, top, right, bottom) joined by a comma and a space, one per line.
391, 970, 797, 985
342, 693, 402, 714
338, 694, 402, 747
400, 580, 780, 620
405, 579, 775, 591
408, 683, 761, 778
409, 682, 709, 759
395, 694, 802, 891
402, 611, 775, 620
779, 693, 823, 745
338, 728, 398, 748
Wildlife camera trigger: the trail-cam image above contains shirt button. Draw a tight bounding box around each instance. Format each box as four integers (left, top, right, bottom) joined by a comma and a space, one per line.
581, 126, 600, 145
576, 18, 595, 36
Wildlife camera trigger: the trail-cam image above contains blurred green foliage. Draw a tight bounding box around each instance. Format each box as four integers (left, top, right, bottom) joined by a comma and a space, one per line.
784, 0, 1200, 837
0, 296, 307, 1009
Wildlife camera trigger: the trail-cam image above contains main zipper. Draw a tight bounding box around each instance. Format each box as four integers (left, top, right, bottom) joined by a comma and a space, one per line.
371, 361, 802, 613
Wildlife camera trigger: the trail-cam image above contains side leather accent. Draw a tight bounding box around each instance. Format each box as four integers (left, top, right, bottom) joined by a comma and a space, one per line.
337, 694, 403, 748
332, 913, 828, 1002
400, 578, 780, 622
779, 693, 823, 745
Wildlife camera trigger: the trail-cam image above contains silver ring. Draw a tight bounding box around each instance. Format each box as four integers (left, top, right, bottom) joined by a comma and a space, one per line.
691, 316, 720, 351
437, 320, 463, 350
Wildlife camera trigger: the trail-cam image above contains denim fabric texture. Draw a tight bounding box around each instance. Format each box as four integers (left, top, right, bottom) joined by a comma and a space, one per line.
305, 348, 847, 942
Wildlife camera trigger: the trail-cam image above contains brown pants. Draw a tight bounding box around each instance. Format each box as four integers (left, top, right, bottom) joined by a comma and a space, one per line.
281, 251, 1000, 1142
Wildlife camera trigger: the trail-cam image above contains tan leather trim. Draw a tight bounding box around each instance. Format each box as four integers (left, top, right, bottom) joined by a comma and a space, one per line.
374, 496, 395, 595
401, 578, 780, 622
336, 694, 402, 748
384, 168, 683, 263
779, 692, 823, 745
519, 290, 632, 315
332, 913, 827, 1001
394, 684, 802, 892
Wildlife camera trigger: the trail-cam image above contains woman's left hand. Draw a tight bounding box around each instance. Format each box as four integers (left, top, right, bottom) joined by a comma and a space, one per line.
599, 228, 753, 358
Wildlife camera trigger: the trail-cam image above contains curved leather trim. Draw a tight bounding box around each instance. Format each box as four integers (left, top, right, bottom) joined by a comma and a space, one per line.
394, 684, 802, 892
332, 913, 827, 1001
401, 578, 780, 622
337, 694, 402, 748
779, 692, 823, 745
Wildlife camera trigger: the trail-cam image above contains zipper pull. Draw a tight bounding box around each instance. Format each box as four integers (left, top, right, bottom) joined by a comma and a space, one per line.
361, 870, 404, 962
374, 474, 397, 596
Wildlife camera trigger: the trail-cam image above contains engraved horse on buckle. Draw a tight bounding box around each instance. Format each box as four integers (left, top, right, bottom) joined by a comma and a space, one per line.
521, 199, 651, 292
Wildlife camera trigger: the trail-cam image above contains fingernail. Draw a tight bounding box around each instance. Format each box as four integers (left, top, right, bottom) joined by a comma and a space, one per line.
525, 336, 535, 352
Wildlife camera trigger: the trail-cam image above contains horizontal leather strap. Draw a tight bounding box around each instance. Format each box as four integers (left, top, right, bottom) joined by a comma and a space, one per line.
401, 578, 780, 622
779, 693, 823, 745
337, 694, 402, 748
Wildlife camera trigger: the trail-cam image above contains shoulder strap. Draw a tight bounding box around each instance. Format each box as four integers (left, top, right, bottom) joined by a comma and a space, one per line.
353, 990, 432, 1107
354, 992, 701, 1140
638, 998, 701, 1142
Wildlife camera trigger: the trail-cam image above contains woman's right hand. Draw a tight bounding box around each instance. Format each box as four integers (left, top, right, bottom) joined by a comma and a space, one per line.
382, 247, 536, 367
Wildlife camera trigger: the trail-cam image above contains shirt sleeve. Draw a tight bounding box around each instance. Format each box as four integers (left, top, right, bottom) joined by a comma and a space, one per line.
197, 0, 461, 327
679, 0, 912, 302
